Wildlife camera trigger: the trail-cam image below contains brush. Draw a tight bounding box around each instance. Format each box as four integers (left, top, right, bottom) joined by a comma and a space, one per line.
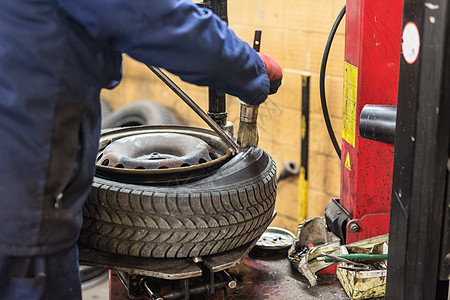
236, 30, 262, 149
237, 103, 259, 148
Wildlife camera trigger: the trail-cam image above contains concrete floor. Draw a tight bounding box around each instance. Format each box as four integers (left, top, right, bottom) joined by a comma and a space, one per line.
82, 272, 109, 300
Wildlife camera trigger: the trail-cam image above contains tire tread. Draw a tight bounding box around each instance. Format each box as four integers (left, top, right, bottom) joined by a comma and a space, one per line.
80, 152, 277, 258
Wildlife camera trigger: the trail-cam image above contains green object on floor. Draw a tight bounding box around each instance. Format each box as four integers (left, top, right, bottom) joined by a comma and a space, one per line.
319, 253, 388, 263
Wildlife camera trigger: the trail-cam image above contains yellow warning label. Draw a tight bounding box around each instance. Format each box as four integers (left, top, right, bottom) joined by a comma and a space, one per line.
345, 153, 351, 171
343, 62, 358, 147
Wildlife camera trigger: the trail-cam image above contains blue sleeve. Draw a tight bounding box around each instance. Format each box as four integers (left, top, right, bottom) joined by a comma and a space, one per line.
57, 0, 270, 105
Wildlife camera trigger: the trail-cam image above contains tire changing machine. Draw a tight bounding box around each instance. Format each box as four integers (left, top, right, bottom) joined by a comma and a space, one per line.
324, 0, 404, 245
78, 1, 277, 299
79, 241, 256, 300
324, 0, 450, 298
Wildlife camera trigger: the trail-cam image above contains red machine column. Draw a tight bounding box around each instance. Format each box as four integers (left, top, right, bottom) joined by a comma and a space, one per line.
341, 0, 404, 243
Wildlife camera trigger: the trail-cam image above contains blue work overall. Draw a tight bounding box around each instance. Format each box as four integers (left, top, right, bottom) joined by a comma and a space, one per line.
0, 0, 269, 298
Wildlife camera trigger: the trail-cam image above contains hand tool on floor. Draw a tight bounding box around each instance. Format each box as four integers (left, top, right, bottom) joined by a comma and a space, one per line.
237, 30, 262, 149
316, 254, 372, 271
317, 253, 388, 264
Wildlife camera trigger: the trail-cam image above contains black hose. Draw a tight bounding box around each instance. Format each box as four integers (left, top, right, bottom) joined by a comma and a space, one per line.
319, 5, 346, 159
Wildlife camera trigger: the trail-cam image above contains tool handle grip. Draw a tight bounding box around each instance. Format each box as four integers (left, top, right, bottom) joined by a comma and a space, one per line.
253, 29, 262, 52
324, 253, 388, 263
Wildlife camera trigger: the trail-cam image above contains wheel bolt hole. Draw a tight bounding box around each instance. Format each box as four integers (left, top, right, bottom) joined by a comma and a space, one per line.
180, 163, 190, 167
101, 159, 110, 166
199, 158, 207, 164
158, 166, 168, 169
135, 166, 145, 170
115, 164, 124, 168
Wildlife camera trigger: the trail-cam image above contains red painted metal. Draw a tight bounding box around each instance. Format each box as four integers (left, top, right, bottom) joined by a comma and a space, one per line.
318, 264, 337, 275
346, 213, 390, 244
341, 0, 403, 241
109, 270, 149, 300
109, 270, 131, 300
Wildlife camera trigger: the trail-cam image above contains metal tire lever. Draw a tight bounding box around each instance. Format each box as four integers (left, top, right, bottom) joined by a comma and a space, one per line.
147, 65, 240, 154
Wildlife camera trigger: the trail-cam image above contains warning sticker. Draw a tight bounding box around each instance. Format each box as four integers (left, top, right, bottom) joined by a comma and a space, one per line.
343, 62, 358, 147
345, 153, 351, 171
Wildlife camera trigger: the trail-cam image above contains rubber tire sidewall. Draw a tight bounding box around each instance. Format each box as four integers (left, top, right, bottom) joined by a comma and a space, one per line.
80, 148, 277, 258
101, 100, 180, 129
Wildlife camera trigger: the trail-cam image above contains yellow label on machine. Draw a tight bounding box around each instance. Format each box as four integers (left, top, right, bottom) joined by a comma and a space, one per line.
345, 153, 351, 171
343, 62, 358, 147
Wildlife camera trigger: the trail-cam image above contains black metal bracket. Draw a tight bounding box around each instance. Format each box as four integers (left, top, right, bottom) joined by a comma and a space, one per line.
202, 259, 216, 296
325, 198, 350, 244
137, 270, 234, 300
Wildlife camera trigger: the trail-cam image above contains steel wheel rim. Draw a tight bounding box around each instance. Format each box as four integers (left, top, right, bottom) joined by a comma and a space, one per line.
95, 125, 233, 185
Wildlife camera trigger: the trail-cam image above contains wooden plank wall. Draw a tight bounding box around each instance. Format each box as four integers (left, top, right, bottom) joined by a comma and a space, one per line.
101, 0, 346, 233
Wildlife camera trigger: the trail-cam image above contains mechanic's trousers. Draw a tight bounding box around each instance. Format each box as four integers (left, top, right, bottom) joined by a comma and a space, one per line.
0, 243, 81, 300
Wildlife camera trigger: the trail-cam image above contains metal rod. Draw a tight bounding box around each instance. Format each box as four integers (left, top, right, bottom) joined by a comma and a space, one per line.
142, 280, 164, 300
160, 277, 230, 299
299, 74, 310, 222
208, 89, 227, 126
147, 66, 240, 154
207, 0, 228, 127
218, 270, 237, 289
252, 29, 262, 52
209, 0, 228, 23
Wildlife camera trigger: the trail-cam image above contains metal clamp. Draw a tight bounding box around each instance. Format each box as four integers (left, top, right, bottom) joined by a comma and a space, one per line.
239, 103, 259, 123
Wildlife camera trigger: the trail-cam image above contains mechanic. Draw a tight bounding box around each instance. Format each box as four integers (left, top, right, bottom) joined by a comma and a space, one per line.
0, 0, 282, 299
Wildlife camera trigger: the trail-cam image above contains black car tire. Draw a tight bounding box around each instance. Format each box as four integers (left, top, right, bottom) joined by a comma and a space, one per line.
80, 147, 277, 258
101, 100, 180, 129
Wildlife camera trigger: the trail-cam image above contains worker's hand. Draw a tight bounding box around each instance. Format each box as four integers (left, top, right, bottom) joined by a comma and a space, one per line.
258, 53, 283, 94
